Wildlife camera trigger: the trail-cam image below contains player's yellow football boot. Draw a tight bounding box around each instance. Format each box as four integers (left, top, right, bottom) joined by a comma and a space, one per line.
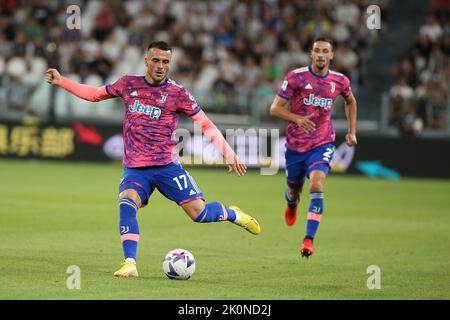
229, 206, 261, 235
113, 260, 139, 277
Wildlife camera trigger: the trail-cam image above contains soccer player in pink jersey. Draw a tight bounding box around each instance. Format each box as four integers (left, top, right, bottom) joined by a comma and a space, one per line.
270, 38, 357, 258
46, 41, 260, 277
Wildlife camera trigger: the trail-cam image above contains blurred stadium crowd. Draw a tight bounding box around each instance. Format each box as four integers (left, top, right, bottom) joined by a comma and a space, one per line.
389, 0, 449, 135
0, 0, 385, 123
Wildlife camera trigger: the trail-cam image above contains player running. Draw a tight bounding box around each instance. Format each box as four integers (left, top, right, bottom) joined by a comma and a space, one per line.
46, 41, 261, 277
269, 38, 357, 258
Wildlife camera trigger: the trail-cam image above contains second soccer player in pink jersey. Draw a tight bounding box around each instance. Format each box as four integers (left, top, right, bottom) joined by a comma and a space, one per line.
270, 38, 357, 258
46, 41, 261, 277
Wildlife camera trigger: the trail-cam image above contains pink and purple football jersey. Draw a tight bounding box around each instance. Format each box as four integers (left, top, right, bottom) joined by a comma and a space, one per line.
106, 76, 201, 168
277, 66, 352, 152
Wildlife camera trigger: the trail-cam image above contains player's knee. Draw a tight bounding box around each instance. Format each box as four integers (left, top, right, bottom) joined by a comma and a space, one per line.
119, 189, 142, 208
309, 170, 326, 192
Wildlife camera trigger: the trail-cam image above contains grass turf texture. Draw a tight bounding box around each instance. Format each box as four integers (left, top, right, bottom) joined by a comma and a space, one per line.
0, 159, 449, 299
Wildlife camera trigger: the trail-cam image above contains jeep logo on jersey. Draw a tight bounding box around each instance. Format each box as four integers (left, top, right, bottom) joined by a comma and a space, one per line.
128, 100, 161, 119
303, 94, 333, 109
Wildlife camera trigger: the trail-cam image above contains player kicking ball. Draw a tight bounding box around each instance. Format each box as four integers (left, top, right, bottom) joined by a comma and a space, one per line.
46, 41, 260, 277
270, 38, 357, 258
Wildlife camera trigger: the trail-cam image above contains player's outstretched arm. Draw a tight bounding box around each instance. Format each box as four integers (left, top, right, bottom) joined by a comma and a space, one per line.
191, 110, 247, 176
344, 94, 357, 146
270, 96, 316, 133
45, 68, 112, 102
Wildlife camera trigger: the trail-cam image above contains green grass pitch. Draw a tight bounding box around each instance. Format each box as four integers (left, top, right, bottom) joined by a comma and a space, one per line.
0, 159, 449, 299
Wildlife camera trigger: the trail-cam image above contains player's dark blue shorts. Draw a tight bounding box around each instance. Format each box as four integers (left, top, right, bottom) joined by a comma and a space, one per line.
285, 143, 335, 190
119, 161, 204, 207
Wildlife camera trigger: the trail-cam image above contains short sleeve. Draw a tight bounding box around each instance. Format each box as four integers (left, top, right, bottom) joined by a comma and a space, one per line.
105, 76, 126, 98
277, 71, 297, 100
177, 88, 202, 117
341, 75, 353, 98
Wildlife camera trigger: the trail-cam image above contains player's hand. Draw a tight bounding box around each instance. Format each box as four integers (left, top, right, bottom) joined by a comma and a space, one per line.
45, 68, 61, 85
227, 155, 247, 177
345, 133, 357, 146
295, 113, 316, 133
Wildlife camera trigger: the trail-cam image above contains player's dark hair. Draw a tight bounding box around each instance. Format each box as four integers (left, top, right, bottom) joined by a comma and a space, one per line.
147, 41, 172, 51
313, 37, 334, 50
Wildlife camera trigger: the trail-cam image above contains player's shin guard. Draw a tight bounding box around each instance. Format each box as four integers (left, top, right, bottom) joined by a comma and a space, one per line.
305, 192, 324, 239
119, 198, 140, 262
194, 201, 237, 223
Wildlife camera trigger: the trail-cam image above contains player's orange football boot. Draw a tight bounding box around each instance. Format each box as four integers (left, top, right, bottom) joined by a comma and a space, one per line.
285, 204, 298, 226
300, 237, 314, 258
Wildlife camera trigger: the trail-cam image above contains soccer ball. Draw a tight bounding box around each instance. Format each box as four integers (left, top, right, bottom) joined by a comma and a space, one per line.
163, 249, 196, 280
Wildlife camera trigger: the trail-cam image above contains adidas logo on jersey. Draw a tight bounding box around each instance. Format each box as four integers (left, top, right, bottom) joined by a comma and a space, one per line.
130, 91, 138, 96
189, 189, 196, 196
305, 83, 313, 89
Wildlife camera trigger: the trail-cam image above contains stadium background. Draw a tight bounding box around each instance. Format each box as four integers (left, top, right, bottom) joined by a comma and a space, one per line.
0, 0, 449, 177
0, 0, 449, 301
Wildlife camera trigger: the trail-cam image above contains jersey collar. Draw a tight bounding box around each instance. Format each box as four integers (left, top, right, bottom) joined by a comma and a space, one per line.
143, 76, 169, 87
308, 66, 329, 79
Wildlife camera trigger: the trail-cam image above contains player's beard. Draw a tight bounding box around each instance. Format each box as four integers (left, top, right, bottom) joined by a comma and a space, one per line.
315, 60, 328, 70
151, 70, 167, 84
